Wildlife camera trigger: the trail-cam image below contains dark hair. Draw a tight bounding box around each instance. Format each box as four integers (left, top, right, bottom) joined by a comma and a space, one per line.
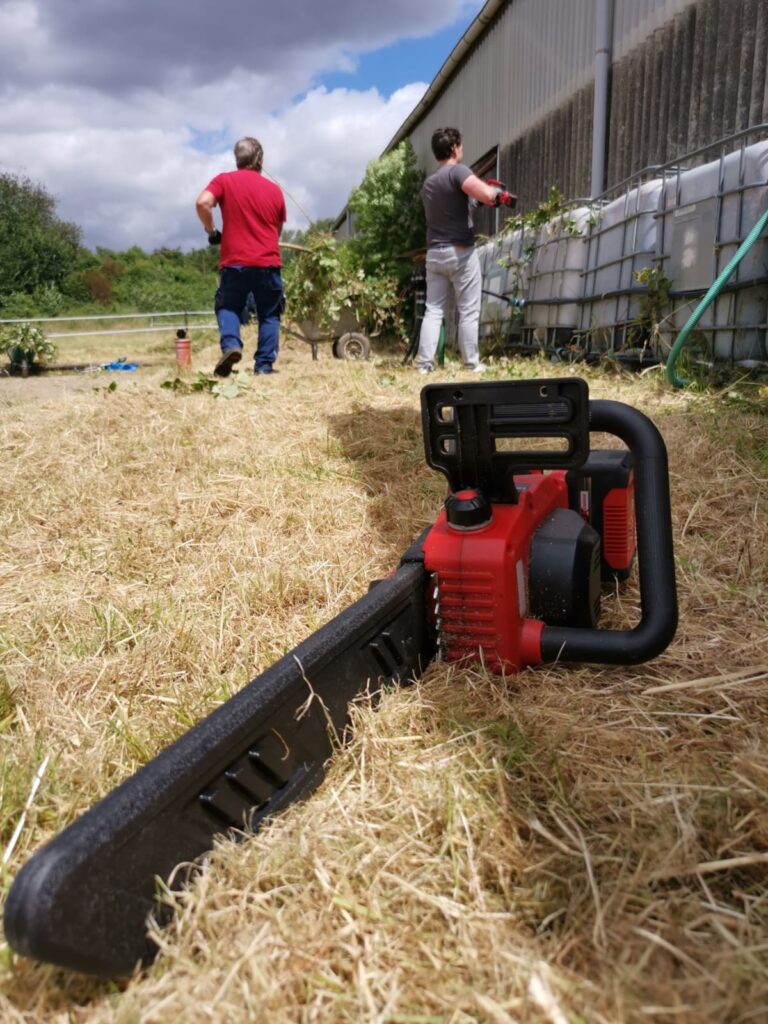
431, 127, 462, 161
234, 136, 264, 171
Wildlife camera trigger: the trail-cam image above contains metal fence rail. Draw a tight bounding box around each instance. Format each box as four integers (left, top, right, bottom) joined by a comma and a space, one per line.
0, 311, 218, 341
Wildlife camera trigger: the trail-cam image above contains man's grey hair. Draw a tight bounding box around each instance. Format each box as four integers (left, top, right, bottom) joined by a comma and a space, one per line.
234, 137, 264, 171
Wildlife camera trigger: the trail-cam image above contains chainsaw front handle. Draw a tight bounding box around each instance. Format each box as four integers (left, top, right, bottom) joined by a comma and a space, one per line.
539, 399, 678, 665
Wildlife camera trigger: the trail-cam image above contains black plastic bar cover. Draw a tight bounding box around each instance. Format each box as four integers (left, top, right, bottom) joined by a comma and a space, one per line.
540, 399, 678, 665
4, 559, 431, 977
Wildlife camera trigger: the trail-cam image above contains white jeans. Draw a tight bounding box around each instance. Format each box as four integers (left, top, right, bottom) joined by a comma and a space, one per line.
417, 245, 482, 370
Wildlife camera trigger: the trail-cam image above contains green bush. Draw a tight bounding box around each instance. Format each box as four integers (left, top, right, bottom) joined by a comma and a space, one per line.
347, 141, 426, 288
0, 291, 39, 319
281, 143, 425, 342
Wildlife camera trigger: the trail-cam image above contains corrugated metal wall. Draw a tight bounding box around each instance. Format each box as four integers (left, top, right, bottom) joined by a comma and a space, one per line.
612, 0, 693, 60
406, 0, 597, 175
608, 0, 768, 185
402, 0, 768, 214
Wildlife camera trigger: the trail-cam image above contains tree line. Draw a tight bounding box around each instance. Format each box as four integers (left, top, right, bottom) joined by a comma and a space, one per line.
0, 170, 221, 318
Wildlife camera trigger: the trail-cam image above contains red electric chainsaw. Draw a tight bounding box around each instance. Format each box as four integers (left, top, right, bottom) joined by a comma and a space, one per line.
4, 378, 677, 976
487, 178, 517, 207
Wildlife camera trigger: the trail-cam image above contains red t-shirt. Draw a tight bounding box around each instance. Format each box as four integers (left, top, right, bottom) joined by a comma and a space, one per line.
206, 169, 286, 268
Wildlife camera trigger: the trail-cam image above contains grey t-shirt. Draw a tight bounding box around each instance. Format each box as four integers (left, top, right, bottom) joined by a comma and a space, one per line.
422, 162, 475, 248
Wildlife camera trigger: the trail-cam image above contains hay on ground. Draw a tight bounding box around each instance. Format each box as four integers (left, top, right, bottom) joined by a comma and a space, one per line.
1, 338, 766, 1023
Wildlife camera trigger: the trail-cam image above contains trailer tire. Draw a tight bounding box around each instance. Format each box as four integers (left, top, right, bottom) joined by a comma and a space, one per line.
334, 332, 370, 360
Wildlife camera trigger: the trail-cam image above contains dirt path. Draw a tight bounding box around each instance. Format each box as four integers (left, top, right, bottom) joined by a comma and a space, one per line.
0, 364, 170, 406
0, 369, 107, 405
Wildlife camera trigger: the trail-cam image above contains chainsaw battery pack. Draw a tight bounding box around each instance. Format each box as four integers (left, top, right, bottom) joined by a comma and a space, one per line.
567, 450, 636, 581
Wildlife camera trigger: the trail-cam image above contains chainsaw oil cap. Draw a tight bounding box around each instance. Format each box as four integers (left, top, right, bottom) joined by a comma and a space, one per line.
445, 489, 492, 530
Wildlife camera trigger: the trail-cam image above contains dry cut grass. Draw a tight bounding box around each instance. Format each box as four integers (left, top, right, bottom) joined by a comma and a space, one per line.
0, 335, 766, 1023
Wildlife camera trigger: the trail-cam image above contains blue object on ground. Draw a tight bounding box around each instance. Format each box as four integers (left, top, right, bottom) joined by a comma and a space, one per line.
102, 357, 139, 371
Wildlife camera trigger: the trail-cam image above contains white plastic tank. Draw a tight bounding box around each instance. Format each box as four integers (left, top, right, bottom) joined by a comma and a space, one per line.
657, 140, 768, 362
579, 179, 663, 353
524, 206, 592, 346
478, 227, 532, 342
500, 226, 533, 302
478, 236, 509, 339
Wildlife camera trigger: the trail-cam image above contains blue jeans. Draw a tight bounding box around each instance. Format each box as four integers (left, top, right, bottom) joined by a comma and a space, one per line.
215, 265, 284, 373
417, 245, 482, 370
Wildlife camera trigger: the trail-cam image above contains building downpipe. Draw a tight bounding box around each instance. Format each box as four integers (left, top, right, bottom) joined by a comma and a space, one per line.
591, 0, 615, 197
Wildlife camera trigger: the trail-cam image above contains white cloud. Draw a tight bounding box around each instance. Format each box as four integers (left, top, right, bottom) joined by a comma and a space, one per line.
0, 0, 481, 251
0, 80, 428, 250
262, 84, 428, 229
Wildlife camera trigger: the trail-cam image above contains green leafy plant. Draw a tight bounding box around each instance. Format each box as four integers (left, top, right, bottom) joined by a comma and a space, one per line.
500, 185, 584, 237
282, 234, 407, 341
613, 264, 675, 355
279, 139, 425, 342
347, 141, 426, 286
161, 369, 252, 399
161, 372, 216, 394
0, 322, 58, 367
494, 186, 592, 273
212, 369, 252, 399
634, 265, 672, 329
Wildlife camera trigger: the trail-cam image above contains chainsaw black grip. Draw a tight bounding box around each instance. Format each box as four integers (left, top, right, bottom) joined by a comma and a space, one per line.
539, 399, 677, 665
4, 559, 431, 977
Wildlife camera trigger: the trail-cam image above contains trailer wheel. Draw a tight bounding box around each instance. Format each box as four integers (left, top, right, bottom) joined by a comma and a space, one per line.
334, 332, 370, 360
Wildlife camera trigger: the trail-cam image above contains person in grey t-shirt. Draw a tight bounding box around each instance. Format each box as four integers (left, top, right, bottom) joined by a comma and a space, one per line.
416, 127, 509, 373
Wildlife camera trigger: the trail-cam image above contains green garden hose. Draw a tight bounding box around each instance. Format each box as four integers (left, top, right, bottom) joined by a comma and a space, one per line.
437, 321, 446, 366
665, 205, 768, 387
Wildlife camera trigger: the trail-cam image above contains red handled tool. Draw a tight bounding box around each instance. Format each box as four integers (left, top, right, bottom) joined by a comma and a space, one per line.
4, 378, 676, 976
487, 178, 517, 207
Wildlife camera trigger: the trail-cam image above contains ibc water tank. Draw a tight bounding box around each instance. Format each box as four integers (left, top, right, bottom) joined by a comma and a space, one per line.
478, 236, 509, 339
579, 179, 663, 354
478, 227, 532, 342
657, 141, 768, 363
524, 206, 592, 349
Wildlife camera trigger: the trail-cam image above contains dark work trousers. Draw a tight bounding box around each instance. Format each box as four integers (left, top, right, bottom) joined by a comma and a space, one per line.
215, 265, 284, 373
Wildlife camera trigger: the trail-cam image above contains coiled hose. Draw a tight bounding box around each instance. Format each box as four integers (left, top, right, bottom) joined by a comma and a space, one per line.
666, 205, 768, 387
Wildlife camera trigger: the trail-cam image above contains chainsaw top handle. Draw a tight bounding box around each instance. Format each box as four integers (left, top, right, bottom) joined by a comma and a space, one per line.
421, 378, 678, 666
421, 378, 591, 502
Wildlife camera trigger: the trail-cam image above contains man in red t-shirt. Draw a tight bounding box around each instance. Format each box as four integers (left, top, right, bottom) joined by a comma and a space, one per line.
196, 137, 287, 375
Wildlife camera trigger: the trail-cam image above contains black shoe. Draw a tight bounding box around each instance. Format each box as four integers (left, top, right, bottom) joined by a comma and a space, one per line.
254, 366, 278, 375
214, 348, 242, 377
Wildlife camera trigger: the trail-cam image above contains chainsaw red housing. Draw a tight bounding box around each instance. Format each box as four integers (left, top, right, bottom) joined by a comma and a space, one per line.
422, 472, 574, 672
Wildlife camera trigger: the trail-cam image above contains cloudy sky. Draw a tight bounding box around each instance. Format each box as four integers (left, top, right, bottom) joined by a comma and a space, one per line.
0, 0, 484, 252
